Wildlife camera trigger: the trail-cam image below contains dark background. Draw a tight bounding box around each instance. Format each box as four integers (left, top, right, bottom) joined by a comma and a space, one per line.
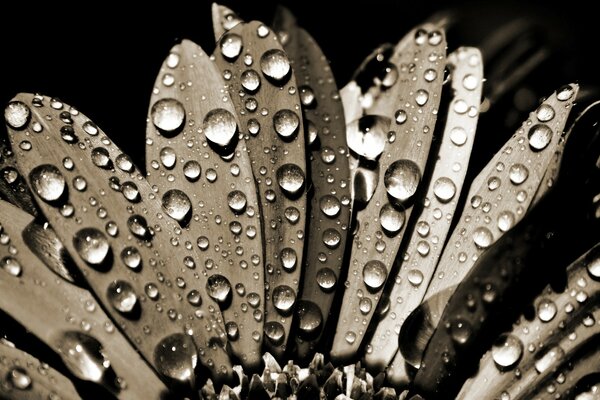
1, 0, 598, 168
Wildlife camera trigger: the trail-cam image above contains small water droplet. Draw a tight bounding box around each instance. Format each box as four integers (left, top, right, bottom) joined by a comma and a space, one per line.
220, 33, 243, 60
83, 121, 99, 136
183, 161, 201, 181
415, 89, 429, 106
241, 69, 261, 93
450, 127, 467, 146
272, 285, 296, 313
395, 109, 407, 125
273, 109, 299, 139
276, 164, 305, 196
4, 101, 31, 129
127, 215, 150, 239
151, 98, 185, 134
107, 280, 137, 313
145, 283, 159, 300
537, 298, 557, 322
363, 260, 387, 291
359, 298, 372, 315
1, 257, 22, 277
227, 190, 247, 213
424, 68, 437, 82
319, 195, 341, 217
556, 85, 574, 101
187, 290, 202, 307
206, 274, 231, 304
280, 248, 297, 271
433, 177, 456, 203
449, 319, 472, 345
509, 163, 529, 185
297, 300, 323, 336
8, 367, 31, 390
379, 203, 405, 233
408, 269, 424, 286
345, 331, 357, 344
91, 147, 111, 169
492, 334, 523, 369
121, 247, 141, 270
528, 124, 552, 151
322, 228, 341, 249
29, 164, 65, 202
535, 346, 565, 374
203, 108, 238, 147
497, 211, 515, 232
384, 159, 421, 202
285, 207, 300, 224
73, 228, 110, 266
536, 104, 555, 122
121, 181, 140, 202
462, 74, 478, 90
260, 49, 290, 81
428, 30, 442, 45
161, 190, 191, 223
473, 227, 493, 248
316, 267, 336, 291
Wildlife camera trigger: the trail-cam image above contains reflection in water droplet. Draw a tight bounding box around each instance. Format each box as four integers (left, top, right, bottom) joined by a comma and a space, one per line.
509, 163, 529, 185
473, 227, 493, 248
145, 283, 159, 300
206, 274, 231, 304
379, 203, 405, 233
297, 300, 323, 336
536, 104, 555, 122
91, 147, 111, 169
345, 331, 357, 344
556, 85, 574, 101
363, 260, 387, 291
153, 333, 198, 385
151, 98, 185, 133
121, 247, 141, 270
8, 367, 31, 390
73, 228, 110, 266
260, 49, 290, 81
280, 248, 297, 271
187, 290, 202, 307
492, 334, 523, 369
162, 190, 191, 223
183, 161, 201, 182
107, 280, 137, 314
265, 321, 285, 344
323, 228, 341, 249
415, 89, 429, 106
83, 121, 99, 136
127, 215, 150, 239
433, 177, 456, 203
384, 159, 421, 202
29, 164, 66, 202
55, 331, 113, 383
203, 108, 238, 147
4, 101, 30, 129
159, 147, 176, 169
299, 85, 316, 106
588, 251, 600, 279
537, 298, 557, 322
273, 109, 299, 139
528, 124, 552, 151
272, 285, 296, 313
226, 322, 239, 341
449, 319, 472, 345
316, 267, 336, 291
241, 69, 261, 92
408, 269, 424, 286
450, 127, 467, 146
346, 115, 388, 160
497, 211, 515, 232
535, 346, 565, 374
462, 74, 478, 90
276, 164, 305, 196
285, 207, 300, 224
319, 195, 341, 217
227, 190, 247, 213
1, 257, 22, 277
220, 33, 243, 60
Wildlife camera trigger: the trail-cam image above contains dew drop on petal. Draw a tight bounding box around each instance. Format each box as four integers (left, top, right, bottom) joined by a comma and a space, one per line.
151, 98, 185, 133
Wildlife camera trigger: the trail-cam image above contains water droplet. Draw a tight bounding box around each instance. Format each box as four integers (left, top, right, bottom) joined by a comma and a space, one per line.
497, 211, 515, 232
319, 195, 341, 217
1, 257, 22, 277
127, 215, 150, 239
73, 176, 87, 192
528, 124, 552, 151
183, 161, 201, 181
273, 109, 299, 138
359, 298, 372, 315
316, 267, 336, 291
187, 290, 202, 307
297, 300, 323, 336
473, 227, 493, 248
206, 274, 231, 304
121, 181, 140, 202
488, 176, 501, 191
166, 52, 180, 68
115, 154, 133, 172
424, 68, 437, 82
285, 207, 300, 224
260, 49, 290, 81
415, 89, 429, 106
384, 159, 421, 202
55, 331, 113, 383
162, 190, 191, 223
73, 228, 110, 266
415, 28, 427, 45
4, 101, 30, 130
320, 146, 336, 164
382, 64, 399, 87
8, 367, 31, 390
220, 33, 243, 60
91, 147, 111, 169
203, 108, 238, 147
433, 177, 456, 203
345, 331, 357, 344
29, 164, 65, 202
536, 104, 555, 122
535, 346, 565, 374
272, 285, 296, 313
276, 164, 305, 196
537, 298, 557, 322
264, 321, 285, 344
225, 322, 239, 341
240, 69, 261, 93
450, 127, 467, 146
417, 240, 430, 256
107, 280, 137, 313
379, 203, 405, 233
151, 98, 185, 134
492, 334, 523, 369
463, 74, 478, 90
509, 163, 529, 185
587, 250, 600, 279
280, 248, 297, 271
153, 333, 197, 385
556, 85, 574, 101
395, 109, 407, 125
363, 260, 387, 291
346, 115, 388, 160
83, 121, 99, 136
145, 283, 159, 300
323, 228, 341, 249
449, 319, 472, 345
121, 247, 141, 270
227, 190, 247, 213
428, 30, 442, 45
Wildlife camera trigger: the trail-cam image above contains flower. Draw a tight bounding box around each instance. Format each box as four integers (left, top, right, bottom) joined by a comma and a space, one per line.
0, 3, 599, 400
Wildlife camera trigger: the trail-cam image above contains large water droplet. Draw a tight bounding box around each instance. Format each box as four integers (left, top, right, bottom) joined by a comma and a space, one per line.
497, 211, 515, 232
4, 101, 30, 129
379, 203, 405, 233
528, 124, 552, 151
260, 49, 290, 81
127, 215, 150, 239
159, 147, 176, 169
450, 127, 467, 146
162, 189, 192, 223
203, 108, 237, 147
121, 247, 141, 270
322, 228, 341, 249
29, 164, 65, 203
346, 115, 388, 160
272, 285, 296, 313
473, 227, 493, 248
537, 298, 557, 322
535, 346, 565, 374
556, 85, 574, 101
153, 333, 198, 385
8, 367, 31, 390
276, 164, 305, 196
316, 267, 336, 292
433, 177, 456, 203
363, 260, 387, 291
206, 274, 231, 304
151, 98, 185, 134
536, 104, 555, 122
264, 321, 285, 345
107, 280, 137, 314
273, 109, 299, 139
91, 147, 111, 169
1, 257, 22, 277
55, 331, 113, 383
407, 269, 424, 286
73, 228, 110, 266
492, 334, 523, 369
297, 300, 323, 337
280, 248, 297, 271
241, 69, 261, 92
509, 163, 529, 185
183, 161, 201, 181
415, 89, 429, 106
220, 33, 243, 60
319, 195, 341, 217
384, 159, 421, 202
227, 190, 247, 213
